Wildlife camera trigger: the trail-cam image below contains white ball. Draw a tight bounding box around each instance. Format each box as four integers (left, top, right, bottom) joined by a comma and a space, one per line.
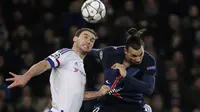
81, 0, 106, 23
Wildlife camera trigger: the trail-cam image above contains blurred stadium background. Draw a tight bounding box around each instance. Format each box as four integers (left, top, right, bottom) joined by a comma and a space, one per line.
0, 0, 200, 112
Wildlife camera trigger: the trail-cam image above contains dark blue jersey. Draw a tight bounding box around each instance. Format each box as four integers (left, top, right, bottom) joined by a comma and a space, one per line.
90, 46, 156, 104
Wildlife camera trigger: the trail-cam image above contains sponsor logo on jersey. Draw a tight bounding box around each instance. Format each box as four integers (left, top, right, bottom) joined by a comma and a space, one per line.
51, 51, 61, 59
146, 66, 156, 70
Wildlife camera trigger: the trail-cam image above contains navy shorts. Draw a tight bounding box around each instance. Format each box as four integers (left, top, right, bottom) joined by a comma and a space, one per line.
92, 96, 152, 112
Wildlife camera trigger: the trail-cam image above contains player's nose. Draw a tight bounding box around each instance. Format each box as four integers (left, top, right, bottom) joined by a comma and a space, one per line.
86, 39, 91, 45
135, 57, 141, 62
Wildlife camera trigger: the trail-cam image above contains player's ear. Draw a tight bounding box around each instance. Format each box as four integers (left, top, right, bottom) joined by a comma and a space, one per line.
73, 36, 78, 42
124, 47, 128, 54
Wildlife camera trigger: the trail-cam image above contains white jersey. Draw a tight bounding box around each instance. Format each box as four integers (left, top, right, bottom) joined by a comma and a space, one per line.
45, 48, 86, 112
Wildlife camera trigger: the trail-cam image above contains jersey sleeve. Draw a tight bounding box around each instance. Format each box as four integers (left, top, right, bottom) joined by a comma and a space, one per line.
44, 48, 72, 68
143, 55, 156, 76
90, 48, 104, 61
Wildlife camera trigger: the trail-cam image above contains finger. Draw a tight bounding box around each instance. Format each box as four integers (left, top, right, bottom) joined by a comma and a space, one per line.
9, 72, 16, 77
116, 64, 123, 67
113, 65, 120, 70
115, 63, 120, 66
5, 78, 15, 81
7, 82, 16, 89
111, 64, 116, 69
111, 66, 116, 69
120, 64, 124, 67
8, 82, 20, 89
104, 85, 110, 88
115, 63, 122, 68
106, 87, 111, 90
112, 64, 121, 69
103, 85, 110, 89
112, 63, 120, 67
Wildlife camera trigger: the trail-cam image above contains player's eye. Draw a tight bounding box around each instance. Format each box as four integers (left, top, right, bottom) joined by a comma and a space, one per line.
84, 36, 88, 39
90, 38, 95, 43
131, 52, 143, 57
132, 54, 137, 57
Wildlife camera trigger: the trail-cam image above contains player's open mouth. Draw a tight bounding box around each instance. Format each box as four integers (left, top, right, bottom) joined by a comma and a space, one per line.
83, 45, 89, 49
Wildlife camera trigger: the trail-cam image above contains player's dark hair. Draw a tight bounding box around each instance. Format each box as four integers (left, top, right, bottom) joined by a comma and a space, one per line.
75, 28, 97, 39
125, 28, 146, 50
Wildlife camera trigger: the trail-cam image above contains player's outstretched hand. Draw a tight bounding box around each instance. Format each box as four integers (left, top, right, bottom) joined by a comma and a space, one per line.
6, 72, 30, 88
111, 63, 127, 77
99, 85, 111, 95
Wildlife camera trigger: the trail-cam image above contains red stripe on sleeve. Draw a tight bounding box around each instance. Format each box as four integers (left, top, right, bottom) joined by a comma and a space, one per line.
56, 59, 60, 66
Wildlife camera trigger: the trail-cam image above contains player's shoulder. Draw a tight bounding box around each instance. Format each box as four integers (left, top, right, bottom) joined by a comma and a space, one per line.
56, 48, 77, 57
108, 46, 125, 50
51, 48, 73, 58
103, 46, 125, 53
57, 48, 73, 54
143, 51, 156, 65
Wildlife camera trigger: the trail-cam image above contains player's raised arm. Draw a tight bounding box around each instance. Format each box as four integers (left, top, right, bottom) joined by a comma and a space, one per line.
113, 56, 156, 96
6, 60, 51, 89
6, 48, 71, 89
124, 57, 156, 96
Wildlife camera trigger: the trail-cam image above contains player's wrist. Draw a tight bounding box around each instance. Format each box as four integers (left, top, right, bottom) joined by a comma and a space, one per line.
98, 91, 105, 96
121, 71, 127, 77
24, 74, 32, 81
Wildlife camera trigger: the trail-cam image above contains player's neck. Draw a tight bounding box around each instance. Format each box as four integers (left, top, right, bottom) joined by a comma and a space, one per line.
123, 59, 131, 68
72, 46, 87, 59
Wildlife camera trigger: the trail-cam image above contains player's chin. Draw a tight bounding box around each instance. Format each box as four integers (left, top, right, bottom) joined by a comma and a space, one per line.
81, 47, 92, 53
132, 61, 142, 64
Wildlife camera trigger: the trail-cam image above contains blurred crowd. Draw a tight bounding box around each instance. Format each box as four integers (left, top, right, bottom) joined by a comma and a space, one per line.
0, 0, 200, 112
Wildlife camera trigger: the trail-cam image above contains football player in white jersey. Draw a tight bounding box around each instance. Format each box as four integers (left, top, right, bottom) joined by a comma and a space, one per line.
6, 28, 111, 112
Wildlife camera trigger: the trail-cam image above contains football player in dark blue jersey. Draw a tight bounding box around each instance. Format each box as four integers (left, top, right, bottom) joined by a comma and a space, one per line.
86, 28, 156, 112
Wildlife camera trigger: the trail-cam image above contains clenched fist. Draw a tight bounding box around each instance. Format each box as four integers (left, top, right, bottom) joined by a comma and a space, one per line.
111, 63, 127, 77
99, 85, 111, 96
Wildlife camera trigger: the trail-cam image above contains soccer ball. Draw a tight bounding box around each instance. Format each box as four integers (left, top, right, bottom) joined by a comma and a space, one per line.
81, 0, 106, 23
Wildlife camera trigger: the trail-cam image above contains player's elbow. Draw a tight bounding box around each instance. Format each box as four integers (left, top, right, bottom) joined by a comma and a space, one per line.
146, 88, 153, 96
145, 87, 154, 96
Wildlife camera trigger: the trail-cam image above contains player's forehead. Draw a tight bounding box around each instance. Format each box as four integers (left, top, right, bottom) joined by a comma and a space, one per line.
127, 46, 144, 55
79, 31, 96, 39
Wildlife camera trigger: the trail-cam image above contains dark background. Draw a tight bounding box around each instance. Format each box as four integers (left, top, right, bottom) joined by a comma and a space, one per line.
0, 0, 200, 112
